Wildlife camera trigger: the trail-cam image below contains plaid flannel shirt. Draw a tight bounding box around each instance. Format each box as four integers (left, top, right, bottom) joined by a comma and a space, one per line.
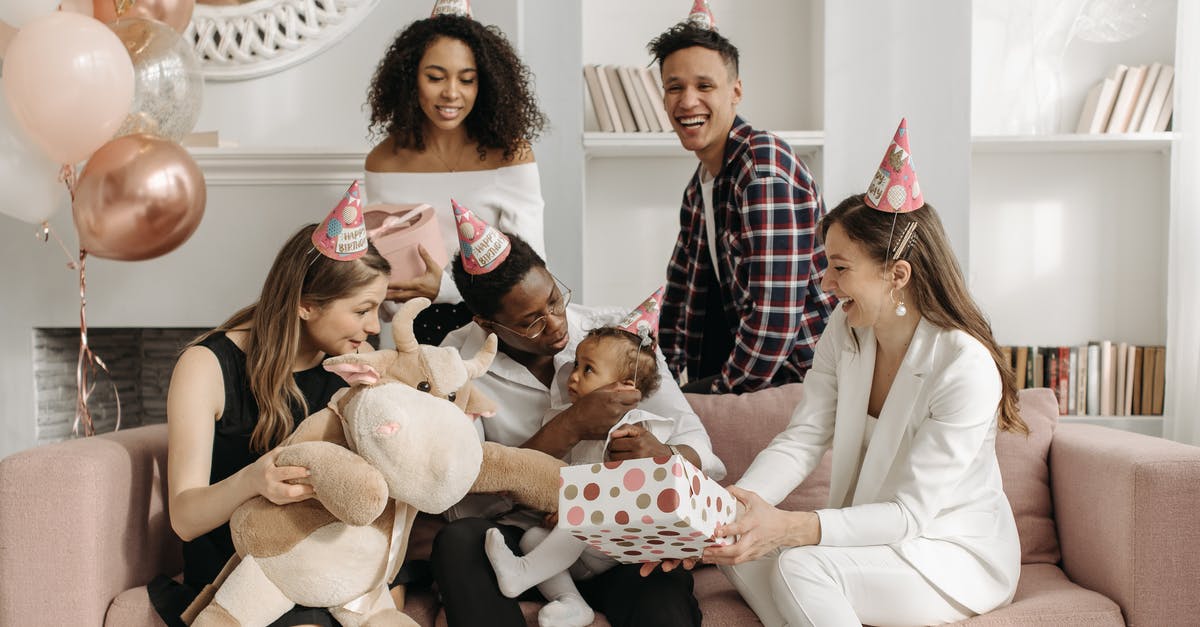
660, 116, 837, 394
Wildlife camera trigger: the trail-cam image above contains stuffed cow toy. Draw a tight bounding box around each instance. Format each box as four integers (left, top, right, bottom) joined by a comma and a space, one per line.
189, 298, 563, 627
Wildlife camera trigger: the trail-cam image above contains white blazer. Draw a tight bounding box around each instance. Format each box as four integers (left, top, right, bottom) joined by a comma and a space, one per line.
737, 306, 1021, 614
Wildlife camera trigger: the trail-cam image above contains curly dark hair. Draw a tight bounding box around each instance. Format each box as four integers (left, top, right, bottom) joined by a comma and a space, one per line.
583, 326, 661, 398
452, 231, 545, 320
367, 15, 547, 163
647, 22, 739, 78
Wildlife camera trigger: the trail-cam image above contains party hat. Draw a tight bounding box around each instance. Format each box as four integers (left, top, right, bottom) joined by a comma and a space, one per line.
313, 181, 368, 260
431, 0, 470, 17
686, 0, 717, 30
453, 198, 510, 274
618, 286, 665, 346
865, 118, 924, 213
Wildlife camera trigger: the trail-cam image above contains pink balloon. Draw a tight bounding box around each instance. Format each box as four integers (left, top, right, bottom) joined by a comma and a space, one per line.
72, 134, 206, 261
1, 12, 133, 164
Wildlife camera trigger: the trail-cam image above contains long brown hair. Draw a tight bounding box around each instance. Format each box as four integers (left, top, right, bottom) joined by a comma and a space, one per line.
821, 195, 1027, 434
195, 224, 391, 452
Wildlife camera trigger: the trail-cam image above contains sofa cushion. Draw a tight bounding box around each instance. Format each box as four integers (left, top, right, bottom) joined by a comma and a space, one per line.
105, 586, 166, 627
950, 563, 1123, 626
685, 384, 830, 512
997, 388, 1060, 565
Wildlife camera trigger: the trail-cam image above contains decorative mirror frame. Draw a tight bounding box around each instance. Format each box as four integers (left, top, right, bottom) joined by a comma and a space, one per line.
184, 0, 381, 81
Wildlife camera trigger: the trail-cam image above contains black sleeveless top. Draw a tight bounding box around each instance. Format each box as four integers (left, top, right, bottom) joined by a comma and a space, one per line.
149, 332, 345, 626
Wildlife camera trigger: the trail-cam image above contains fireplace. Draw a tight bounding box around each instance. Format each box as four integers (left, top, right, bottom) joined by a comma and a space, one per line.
32, 328, 205, 445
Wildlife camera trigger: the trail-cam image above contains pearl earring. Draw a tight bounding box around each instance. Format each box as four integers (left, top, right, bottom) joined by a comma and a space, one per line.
890, 289, 907, 317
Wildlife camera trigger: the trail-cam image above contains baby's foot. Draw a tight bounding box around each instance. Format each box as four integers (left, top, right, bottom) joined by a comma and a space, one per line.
484, 527, 530, 598
538, 593, 594, 627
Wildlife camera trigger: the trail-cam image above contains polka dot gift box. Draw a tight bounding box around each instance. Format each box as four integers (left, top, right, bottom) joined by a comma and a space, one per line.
557, 453, 737, 564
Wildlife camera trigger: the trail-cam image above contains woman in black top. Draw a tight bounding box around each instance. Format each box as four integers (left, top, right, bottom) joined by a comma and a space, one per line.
149, 214, 391, 627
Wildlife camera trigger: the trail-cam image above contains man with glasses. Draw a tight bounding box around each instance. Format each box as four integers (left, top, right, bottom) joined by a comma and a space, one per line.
434, 231, 723, 627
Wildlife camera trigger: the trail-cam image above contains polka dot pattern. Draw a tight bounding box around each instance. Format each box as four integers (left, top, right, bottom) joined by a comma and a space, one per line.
558, 453, 738, 564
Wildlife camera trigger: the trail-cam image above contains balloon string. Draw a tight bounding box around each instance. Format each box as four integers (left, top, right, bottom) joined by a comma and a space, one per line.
37, 223, 79, 270
73, 250, 122, 437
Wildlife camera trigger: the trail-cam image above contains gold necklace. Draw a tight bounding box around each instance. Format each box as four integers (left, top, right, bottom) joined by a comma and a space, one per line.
430, 141, 472, 172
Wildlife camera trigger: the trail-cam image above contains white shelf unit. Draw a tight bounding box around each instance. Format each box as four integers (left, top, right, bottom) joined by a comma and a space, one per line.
969, 0, 1184, 436
569, 0, 1192, 438
579, 0, 823, 308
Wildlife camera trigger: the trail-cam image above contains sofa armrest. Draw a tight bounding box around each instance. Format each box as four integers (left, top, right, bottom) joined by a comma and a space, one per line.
1050, 423, 1200, 626
0, 424, 181, 627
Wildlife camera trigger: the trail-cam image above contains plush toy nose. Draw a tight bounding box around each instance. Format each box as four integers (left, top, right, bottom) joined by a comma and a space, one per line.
374, 422, 401, 437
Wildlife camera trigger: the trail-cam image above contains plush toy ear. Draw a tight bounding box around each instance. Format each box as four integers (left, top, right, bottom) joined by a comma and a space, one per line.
323, 351, 397, 386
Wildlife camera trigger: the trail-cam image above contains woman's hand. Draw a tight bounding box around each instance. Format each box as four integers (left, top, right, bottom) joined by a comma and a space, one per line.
701, 487, 820, 565
607, 422, 670, 461
244, 448, 315, 505
386, 245, 443, 302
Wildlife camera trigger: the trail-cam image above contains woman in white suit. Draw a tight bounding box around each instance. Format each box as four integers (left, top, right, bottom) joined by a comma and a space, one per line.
701, 121, 1029, 627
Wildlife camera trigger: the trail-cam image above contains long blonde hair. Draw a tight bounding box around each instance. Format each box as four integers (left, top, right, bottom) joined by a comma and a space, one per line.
195, 224, 391, 452
821, 195, 1028, 434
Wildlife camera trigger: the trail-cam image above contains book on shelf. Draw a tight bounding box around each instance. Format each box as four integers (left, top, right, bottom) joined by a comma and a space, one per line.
616, 65, 653, 132
1076, 65, 1126, 134
602, 66, 639, 133
1130, 346, 1144, 415
1014, 346, 1029, 391
1138, 64, 1174, 133
1113, 341, 1123, 415
1151, 346, 1166, 415
1086, 343, 1100, 416
1151, 82, 1174, 132
1128, 62, 1163, 132
1123, 343, 1137, 416
1106, 64, 1147, 133
1140, 345, 1156, 415
1075, 344, 1088, 416
591, 65, 626, 133
1031, 347, 1043, 392
1056, 347, 1070, 415
1066, 346, 1078, 415
1099, 340, 1114, 415
638, 66, 673, 131
583, 65, 615, 133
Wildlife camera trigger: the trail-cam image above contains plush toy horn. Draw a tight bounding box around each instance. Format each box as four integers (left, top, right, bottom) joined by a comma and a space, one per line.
463, 334, 499, 378
392, 297, 432, 352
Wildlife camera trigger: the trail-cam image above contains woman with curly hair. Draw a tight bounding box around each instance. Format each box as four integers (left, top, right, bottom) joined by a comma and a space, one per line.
364, 1, 548, 346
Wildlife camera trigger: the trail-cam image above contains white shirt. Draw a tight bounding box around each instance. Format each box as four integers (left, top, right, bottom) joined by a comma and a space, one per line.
364, 163, 545, 304
441, 303, 726, 525
699, 167, 720, 280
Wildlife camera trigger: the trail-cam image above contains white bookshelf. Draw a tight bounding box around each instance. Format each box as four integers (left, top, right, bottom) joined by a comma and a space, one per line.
971, 133, 1175, 154
969, 0, 1184, 436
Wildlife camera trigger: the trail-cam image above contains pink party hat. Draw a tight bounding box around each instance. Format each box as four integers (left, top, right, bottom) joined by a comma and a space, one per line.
313, 181, 368, 260
431, 0, 470, 17
865, 118, 924, 213
453, 198, 510, 274
618, 286, 665, 345
687, 0, 717, 30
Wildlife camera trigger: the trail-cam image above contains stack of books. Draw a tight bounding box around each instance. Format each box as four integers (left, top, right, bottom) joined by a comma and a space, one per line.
582, 64, 672, 133
1075, 63, 1174, 134
1001, 343, 1166, 417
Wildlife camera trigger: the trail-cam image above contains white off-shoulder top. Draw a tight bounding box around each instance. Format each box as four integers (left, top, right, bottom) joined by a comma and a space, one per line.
364, 162, 545, 304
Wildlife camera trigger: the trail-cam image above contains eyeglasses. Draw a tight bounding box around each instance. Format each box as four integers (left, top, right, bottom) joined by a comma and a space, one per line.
487, 274, 572, 339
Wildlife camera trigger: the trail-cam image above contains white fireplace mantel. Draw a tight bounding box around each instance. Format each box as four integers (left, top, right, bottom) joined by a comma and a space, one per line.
190, 147, 369, 186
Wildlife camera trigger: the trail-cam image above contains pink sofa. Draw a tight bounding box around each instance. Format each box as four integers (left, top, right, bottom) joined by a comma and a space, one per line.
2, 387, 1199, 626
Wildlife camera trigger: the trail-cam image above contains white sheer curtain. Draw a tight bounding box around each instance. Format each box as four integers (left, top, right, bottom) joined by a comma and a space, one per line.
1164, 1, 1200, 445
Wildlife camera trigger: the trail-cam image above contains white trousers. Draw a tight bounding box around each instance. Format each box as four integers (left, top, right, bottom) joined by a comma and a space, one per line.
720, 545, 973, 627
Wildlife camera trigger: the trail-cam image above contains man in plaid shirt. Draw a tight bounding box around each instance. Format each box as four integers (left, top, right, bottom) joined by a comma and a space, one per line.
648, 21, 836, 394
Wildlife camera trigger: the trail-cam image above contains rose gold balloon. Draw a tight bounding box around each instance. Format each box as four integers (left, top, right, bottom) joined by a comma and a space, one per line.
72, 134, 206, 261
94, 0, 195, 34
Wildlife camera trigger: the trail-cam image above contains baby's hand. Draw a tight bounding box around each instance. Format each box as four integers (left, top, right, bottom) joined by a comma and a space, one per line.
543, 511, 559, 528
